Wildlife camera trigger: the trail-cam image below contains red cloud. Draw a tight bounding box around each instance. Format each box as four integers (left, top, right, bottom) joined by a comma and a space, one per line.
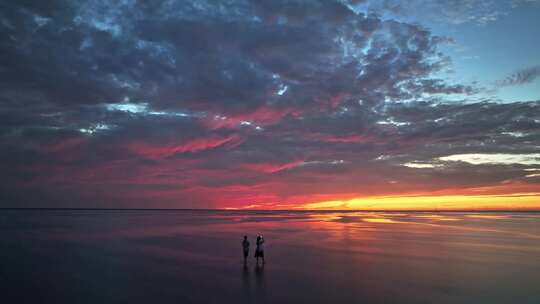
202, 106, 298, 129
321, 135, 368, 143
42, 137, 85, 153
304, 133, 370, 143
128, 134, 243, 158
241, 160, 304, 173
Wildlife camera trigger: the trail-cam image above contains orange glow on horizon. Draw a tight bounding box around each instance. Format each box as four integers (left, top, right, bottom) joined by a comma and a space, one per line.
224, 181, 540, 211
228, 192, 540, 210
299, 193, 540, 211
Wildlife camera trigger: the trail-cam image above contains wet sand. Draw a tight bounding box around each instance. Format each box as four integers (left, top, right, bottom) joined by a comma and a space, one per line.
1, 210, 539, 303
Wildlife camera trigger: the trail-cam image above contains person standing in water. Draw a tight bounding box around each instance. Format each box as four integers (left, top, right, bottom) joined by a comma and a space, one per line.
242, 236, 250, 263
254, 235, 265, 264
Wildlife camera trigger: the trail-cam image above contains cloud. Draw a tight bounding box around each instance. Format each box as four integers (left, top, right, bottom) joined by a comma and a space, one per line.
354, 0, 539, 25
402, 162, 442, 169
498, 65, 540, 86
241, 160, 305, 174
127, 134, 244, 158
0, 0, 538, 208
439, 153, 540, 166
0, 0, 459, 118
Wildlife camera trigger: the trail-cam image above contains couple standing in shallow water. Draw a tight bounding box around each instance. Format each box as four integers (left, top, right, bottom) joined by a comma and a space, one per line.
242, 235, 265, 264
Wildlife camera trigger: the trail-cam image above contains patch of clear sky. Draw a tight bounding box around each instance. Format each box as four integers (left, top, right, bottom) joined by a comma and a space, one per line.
434, 3, 540, 102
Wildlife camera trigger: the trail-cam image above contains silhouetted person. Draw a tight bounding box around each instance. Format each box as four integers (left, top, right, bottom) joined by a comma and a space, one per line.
254, 235, 265, 264
242, 235, 250, 263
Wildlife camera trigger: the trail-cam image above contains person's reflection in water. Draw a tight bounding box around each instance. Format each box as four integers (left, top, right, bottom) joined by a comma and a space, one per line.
254, 263, 266, 299
241, 262, 252, 300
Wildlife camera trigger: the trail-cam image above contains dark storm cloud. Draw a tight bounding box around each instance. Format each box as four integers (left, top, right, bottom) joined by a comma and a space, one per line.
0, 0, 538, 208
0, 0, 457, 114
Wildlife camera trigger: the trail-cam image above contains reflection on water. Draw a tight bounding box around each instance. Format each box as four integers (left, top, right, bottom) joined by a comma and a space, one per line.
465, 214, 509, 219
413, 214, 461, 221
362, 217, 397, 223
0, 210, 539, 304
254, 263, 265, 296
241, 263, 251, 300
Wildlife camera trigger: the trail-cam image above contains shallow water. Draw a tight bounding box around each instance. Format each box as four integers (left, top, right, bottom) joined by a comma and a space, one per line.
1, 210, 539, 303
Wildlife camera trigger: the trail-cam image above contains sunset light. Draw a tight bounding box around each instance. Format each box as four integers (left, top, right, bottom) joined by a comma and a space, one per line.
1, 1, 539, 211
301, 193, 540, 211
2, 1, 540, 303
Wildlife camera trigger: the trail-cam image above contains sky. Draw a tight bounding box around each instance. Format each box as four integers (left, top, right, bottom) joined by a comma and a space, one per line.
1, 0, 539, 210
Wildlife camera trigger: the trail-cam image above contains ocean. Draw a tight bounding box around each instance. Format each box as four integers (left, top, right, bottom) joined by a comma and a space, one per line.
1, 210, 539, 303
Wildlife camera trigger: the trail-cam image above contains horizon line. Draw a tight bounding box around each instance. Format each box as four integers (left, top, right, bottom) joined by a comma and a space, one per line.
1, 208, 539, 212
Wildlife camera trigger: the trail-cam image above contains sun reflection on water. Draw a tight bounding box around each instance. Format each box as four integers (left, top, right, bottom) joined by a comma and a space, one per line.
362, 218, 397, 223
